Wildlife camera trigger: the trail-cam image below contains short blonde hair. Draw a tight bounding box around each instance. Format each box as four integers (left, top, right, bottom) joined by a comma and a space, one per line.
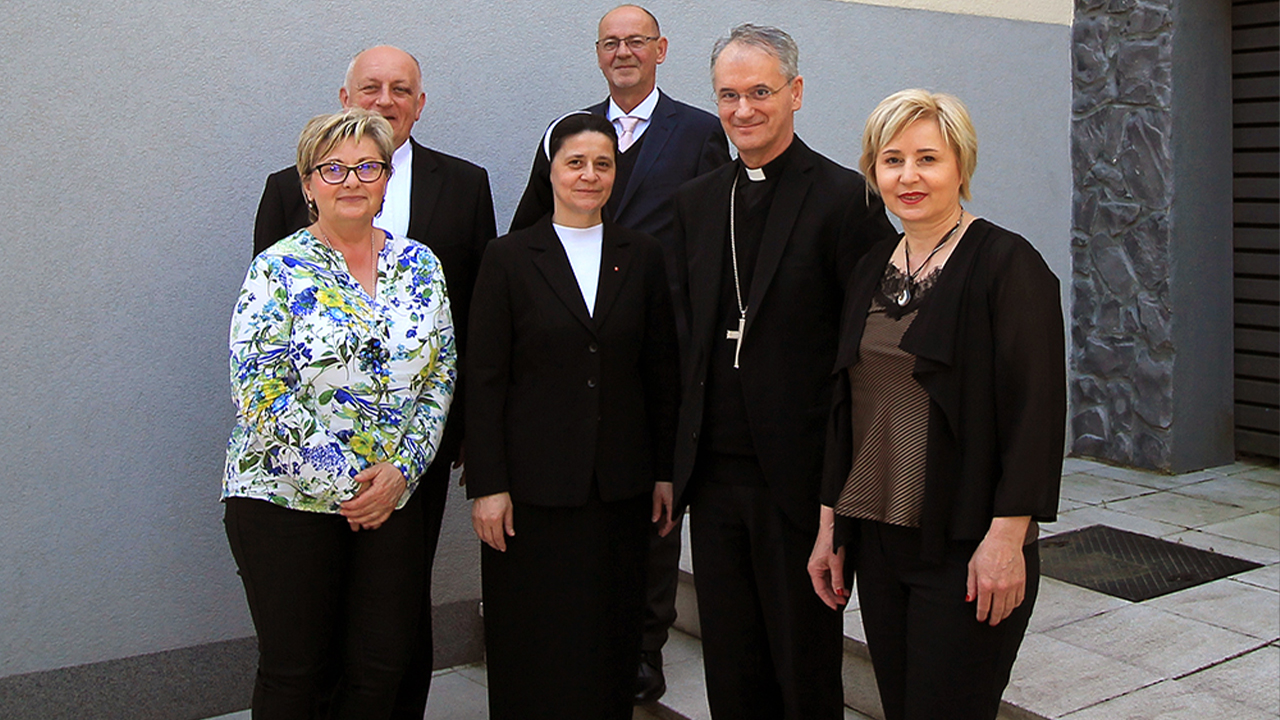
861, 89, 977, 201
295, 107, 395, 183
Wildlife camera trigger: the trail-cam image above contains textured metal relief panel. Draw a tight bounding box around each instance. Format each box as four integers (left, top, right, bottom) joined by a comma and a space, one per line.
1071, 0, 1177, 469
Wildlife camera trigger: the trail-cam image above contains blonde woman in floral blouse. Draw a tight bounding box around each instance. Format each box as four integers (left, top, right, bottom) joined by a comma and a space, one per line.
223, 107, 455, 719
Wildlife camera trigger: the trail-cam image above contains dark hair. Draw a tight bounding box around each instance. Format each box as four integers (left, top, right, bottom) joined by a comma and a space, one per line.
548, 113, 618, 161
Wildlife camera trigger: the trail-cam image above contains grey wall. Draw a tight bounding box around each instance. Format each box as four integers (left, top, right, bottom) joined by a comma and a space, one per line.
0, 0, 1069, 678
1168, 0, 1235, 471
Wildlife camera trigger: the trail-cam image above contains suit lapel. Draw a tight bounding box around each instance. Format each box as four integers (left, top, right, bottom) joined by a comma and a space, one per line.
406, 139, 443, 243
592, 221, 631, 326
899, 219, 993, 444
743, 139, 814, 337
530, 219, 598, 336
613, 92, 675, 218
834, 238, 898, 370
687, 165, 733, 351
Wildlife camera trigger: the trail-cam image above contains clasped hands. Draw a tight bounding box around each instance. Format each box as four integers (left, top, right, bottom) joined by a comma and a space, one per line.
339, 461, 406, 531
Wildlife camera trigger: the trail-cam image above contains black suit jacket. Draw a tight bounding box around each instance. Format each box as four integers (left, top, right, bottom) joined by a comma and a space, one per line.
253, 137, 497, 463
509, 90, 730, 247
671, 137, 896, 529
821, 220, 1066, 561
465, 217, 679, 507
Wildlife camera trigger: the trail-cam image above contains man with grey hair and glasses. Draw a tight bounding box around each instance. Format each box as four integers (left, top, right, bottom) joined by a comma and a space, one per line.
669, 24, 895, 719
253, 44, 496, 720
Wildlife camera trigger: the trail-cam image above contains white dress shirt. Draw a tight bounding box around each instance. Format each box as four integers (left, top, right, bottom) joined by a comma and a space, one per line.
606, 87, 660, 147
375, 140, 414, 239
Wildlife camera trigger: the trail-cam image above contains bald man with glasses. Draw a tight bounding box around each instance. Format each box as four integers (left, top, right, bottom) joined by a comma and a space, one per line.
253, 44, 496, 720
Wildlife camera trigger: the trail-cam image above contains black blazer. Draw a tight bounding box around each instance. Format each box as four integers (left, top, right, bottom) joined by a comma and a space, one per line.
465, 216, 679, 507
509, 90, 731, 247
671, 137, 896, 529
821, 219, 1066, 561
252, 138, 497, 463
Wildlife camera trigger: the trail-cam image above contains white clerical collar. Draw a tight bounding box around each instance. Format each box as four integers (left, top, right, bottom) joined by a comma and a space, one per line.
607, 86, 660, 122
744, 166, 766, 182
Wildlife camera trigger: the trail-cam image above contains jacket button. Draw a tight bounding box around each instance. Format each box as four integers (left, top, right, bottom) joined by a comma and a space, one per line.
691, 431, 698, 441
589, 342, 599, 353
587, 378, 597, 388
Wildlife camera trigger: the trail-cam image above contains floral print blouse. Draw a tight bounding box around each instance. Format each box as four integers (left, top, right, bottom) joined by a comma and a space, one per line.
224, 228, 456, 514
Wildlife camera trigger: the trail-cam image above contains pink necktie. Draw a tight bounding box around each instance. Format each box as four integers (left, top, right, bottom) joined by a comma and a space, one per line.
617, 116, 641, 152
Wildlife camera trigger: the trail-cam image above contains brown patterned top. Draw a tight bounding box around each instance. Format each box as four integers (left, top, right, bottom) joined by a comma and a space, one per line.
834, 261, 943, 527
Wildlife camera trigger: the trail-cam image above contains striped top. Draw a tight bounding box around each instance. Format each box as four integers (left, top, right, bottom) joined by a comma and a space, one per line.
834, 262, 942, 527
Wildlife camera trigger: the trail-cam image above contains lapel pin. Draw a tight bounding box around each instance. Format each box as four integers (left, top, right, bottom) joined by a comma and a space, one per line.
614, 266, 619, 272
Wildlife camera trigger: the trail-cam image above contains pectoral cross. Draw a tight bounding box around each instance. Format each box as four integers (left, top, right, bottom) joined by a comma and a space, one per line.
726, 315, 745, 369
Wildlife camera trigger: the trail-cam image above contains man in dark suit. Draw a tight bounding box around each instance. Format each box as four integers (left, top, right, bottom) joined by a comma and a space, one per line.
252, 44, 496, 720
509, 5, 730, 704
670, 25, 896, 720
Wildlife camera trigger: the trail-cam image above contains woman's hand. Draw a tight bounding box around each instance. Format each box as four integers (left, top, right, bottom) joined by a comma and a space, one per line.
808, 505, 850, 610
472, 492, 515, 551
340, 462, 407, 531
652, 482, 677, 537
967, 516, 1031, 626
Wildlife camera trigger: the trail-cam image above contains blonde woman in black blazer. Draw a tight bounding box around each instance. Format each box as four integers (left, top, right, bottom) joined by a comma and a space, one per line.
808, 90, 1065, 720
466, 113, 679, 720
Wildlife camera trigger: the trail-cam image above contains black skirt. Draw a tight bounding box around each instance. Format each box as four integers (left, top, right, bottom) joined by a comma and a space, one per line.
481, 491, 650, 720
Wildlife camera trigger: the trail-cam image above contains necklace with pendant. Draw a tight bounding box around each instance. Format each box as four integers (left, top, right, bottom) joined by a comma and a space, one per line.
897, 211, 964, 307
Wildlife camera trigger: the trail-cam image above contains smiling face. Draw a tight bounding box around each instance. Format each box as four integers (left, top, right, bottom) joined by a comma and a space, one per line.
596, 6, 667, 103
875, 118, 963, 228
338, 46, 425, 150
304, 136, 389, 226
550, 131, 616, 227
713, 41, 803, 168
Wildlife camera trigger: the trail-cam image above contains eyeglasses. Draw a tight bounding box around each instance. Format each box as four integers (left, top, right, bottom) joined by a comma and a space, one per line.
311, 161, 389, 184
596, 35, 659, 53
715, 80, 792, 107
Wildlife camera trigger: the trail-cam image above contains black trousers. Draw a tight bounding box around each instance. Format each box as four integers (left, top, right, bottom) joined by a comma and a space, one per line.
690, 482, 844, 720
642, 512, 684, 654
855, 520, 1038, 720
482, 493, 649, 720
224, 492, 424, 720
388, 458, 453, 720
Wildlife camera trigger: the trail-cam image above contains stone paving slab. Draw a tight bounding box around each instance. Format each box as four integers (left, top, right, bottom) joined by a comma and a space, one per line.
425, 666, 488, 720
1024, 577, 1131, 634
1057, 473, 1154, 505
1196, 510, 1280, 549
1232, 561, 1280, 591
1164, 528, 1280, 565
1144, 577, 1280, 640
1046, 503, 1186, 538
1106, 491, 1257, 529
1004, 634, 1163, 718
1057, 676, 1265, 720
1071, 462, 1207, 489
1176, 644, 1280, 716
1044, 604, 1264, 678
1169, 475, 1280, 513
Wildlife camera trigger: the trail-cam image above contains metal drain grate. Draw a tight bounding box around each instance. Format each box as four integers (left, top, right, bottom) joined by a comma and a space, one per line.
1038, 525, 1263, 602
